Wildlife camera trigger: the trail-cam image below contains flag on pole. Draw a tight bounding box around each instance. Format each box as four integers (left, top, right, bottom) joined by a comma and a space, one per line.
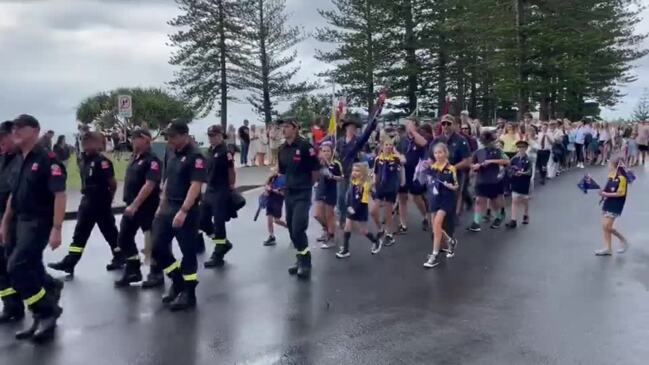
328, 97, 337, 136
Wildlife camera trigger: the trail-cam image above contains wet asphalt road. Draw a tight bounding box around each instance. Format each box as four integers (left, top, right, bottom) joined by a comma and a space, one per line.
1, 166, 648, 365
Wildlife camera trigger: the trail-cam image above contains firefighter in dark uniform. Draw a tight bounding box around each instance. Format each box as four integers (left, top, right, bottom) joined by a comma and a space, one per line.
0, 121, 22, 323
48, 131, 121, 278
0, 114, 66, 341
277, 118, 320, 278
201, 125, 236, 268
145, 121, 206, 311
114, 129, 162, 287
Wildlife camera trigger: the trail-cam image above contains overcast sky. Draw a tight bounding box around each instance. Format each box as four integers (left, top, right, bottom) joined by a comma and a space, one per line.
0, 0, 647, 136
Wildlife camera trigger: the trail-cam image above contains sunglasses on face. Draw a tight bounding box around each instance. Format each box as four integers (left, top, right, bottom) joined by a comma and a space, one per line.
441, 122, 452, 126
461, 127, 470, 130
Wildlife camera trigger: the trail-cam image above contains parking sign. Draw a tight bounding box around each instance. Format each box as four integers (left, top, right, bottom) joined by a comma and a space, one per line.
118, 95, 132, 118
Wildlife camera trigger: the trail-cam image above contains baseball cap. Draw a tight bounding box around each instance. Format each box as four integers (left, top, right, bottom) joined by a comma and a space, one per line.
13, 114, 40, 129
207, 125, 226, 138
131, 128, 152, 140
163, 121, 189, 136
278, 118, 299, 128
440, 114, 455, 125
0, 121, 14, 136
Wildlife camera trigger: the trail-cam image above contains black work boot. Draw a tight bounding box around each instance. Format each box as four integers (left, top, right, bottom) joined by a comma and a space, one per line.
196, 234, 206, 255
141, 265, 164, 289
32, 303, 63, 343
170, 281, 197, 311
15, 316, 40, 340
47, 255, 78, 278
106, 250, 126, 271
162, 272, 184, 304
288, 259, 299, 275
0, 295, 25, 323
296, 253, 312, 279
114, 260, 143, 288
204, 241, 233, 268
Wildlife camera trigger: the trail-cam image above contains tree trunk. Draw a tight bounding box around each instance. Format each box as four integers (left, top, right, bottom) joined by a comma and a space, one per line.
218, 0, 228, 129
539, 92, 550, 121
469, 66, 477, 118
258, 0, 272, 124
514, 0, 530, 120
403, 0, 418, 115
437, 42, 447, 117
364, 1, 375, 114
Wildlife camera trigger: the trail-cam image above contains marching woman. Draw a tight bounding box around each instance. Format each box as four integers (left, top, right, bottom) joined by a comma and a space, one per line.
505, 140, 533, 228
421, 143, 459, 269
314, 142, 343, 249
336, 162, 382, 258
596, 157, 630, 256
371, 138, 404, 247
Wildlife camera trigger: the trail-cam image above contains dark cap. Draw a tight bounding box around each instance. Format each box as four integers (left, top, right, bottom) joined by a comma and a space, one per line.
480, 130, 497, 145
13, 114, 40, 129
440, 114, 455, 124
0, 121, 14, 136
278, 118, 299, 128
163, 121, 189, 136
207, 125, 226, 138
132, 128, 152, 140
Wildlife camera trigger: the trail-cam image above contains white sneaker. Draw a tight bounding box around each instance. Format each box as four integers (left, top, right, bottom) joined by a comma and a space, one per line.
423, 253, 441, 268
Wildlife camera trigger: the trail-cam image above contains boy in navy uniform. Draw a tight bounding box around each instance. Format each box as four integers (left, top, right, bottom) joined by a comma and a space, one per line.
147, 122, 206, 311
202, 125, 236, 268
262, 168, 288, 246
467, 131, 510, 232
277, 118, 320, 278
114, 129, 162, 287
506, 140, 533, 229
48, 131, 120, 278
1, 115, 66, 341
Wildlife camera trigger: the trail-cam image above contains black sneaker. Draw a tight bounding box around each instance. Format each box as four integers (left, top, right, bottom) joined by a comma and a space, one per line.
422, 219, 429, 232
483, 213, 492, 223
383, 234, 396, 247
505, 220, 517, 229
396, 225, 408, 235
423, 253, 441, 269
370, 239, 382, 255
522, 215, 529, 225
490, 218, 502, 229
336, 245, 350, 259
263, 236, 277, 246
467, 222, 481, 232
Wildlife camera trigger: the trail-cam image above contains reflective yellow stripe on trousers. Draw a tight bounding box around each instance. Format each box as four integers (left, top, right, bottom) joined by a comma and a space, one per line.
297, 248, 310, 256
0, 287, 17, 298
69, 245, 84, 254
163, 261, 180, 274
213, 239, 227, 245
183, 273, 198, 281
25, 288, 46, 306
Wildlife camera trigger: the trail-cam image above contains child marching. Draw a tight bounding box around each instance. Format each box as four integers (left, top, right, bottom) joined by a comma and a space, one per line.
262, 168, 288, 246
336, 162, 382, 258
506, 140, 533, 228
596, 157, 630, 256
370, 138, 404, 247
314, 142, 343, 249
421, 143, 459, 269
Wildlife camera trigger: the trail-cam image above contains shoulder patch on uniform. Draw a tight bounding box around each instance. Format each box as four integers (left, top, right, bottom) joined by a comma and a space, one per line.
51, 164, 62, 176
31, 163, 39, 171
47, 151, 56, 159
151, 161, 160, 171
195, 158, 205, 169
309, 147, 316, 156
101, 160, 111, 169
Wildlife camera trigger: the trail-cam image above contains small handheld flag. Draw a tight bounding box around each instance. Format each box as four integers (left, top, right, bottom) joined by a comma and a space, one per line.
577, 174, 601, 194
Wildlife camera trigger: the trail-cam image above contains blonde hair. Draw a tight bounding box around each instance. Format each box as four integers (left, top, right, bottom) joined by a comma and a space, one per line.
430, 142, 449, 159
352, 162, 371, 184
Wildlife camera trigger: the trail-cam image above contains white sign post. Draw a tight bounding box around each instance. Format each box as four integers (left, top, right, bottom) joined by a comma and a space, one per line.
117, 95, 133, 118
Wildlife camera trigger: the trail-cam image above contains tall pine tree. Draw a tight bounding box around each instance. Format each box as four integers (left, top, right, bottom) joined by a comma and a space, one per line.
168, 0, 250, 127
239, 0, 316, 123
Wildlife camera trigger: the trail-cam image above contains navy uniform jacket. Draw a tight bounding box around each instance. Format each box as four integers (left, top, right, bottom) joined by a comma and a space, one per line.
206, 143, 234, 192
12, 144, 67, 219
430, 133, 470, 167
278, 136, 320, 191
123, 150, 162, 210
473, 147, 507, 185
602, 172, 627, 215
80, 153, 114, 202
164, 143, 207, 206
509, 154, 532, 192
373, 153, 402, 194
346, 179, 371, 213
316, 159, 343, 199
423, 162, 458, 203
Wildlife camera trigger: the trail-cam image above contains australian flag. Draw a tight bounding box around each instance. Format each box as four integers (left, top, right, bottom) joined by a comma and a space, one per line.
577, 174, 601, 194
